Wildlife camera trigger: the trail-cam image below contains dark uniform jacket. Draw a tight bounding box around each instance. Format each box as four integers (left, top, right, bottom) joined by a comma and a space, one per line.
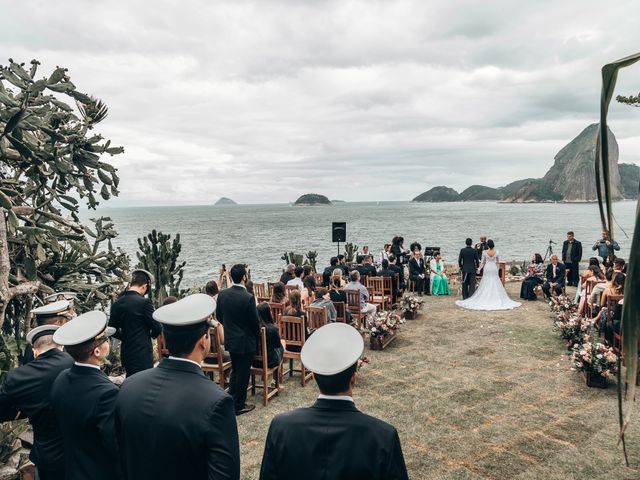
562, 240, 583, 263
109, 290, 162, 375
216, 285, 260, 355
545, 263, 566, 285
51, 364, 121, 480
0, 349, 73, 473
115, 358, 240, 480
260, 398, 408, 480
458, 246, 479, 273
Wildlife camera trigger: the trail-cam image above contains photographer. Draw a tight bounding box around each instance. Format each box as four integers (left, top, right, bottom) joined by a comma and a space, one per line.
592, 230, 620, 267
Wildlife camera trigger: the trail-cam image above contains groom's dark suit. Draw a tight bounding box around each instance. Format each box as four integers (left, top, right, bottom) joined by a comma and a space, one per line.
458, 246, 479, 299
542, 262, 566, 298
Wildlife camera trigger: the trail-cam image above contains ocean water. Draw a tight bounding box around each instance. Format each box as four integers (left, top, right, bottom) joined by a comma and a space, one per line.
93, 201, 638, 288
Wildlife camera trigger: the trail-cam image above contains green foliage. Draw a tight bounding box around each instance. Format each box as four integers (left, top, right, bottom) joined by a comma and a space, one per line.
281, 251, 304, 267
136, 229, 187, 307
305, 250, 318, 272
344, 243, 358, 262
616, 92, 640, 107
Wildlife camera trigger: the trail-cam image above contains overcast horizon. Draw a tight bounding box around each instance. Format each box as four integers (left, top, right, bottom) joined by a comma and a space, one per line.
2, 1, 640, 207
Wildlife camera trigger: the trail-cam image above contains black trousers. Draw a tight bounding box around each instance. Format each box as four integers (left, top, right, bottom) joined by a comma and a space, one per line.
564, 262, 579, 286
461, 272, 476, 299
410, 275, 428, 294
542, 281, 563, 298
229, 352, 254, 410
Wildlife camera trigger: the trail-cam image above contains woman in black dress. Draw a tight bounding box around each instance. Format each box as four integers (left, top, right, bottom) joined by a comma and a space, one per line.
520, 253, 544, 300
253, 303, 284, 369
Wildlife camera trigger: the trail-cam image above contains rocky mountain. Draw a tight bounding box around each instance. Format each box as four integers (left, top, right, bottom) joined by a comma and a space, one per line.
412, 186, 459, 202
459, 185, 502, 201
294, 193, 332, 205
619, 163, 640, 198
214, 197, 237, 206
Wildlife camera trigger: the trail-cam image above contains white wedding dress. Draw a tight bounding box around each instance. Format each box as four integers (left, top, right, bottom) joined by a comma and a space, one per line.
455, 250, 521, 311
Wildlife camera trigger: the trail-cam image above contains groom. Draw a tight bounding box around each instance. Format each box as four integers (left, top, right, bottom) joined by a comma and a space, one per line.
458, 238, 479, 299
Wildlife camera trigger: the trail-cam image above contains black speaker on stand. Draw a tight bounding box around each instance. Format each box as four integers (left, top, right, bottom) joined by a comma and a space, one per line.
332, 222, 346, 255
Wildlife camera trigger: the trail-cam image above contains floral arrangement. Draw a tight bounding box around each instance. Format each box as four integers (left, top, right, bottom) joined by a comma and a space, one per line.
368, 311, 404, 338
549, 295, 578, 314
553, 312, 594, 349
401, 294, 424, 313
570, 340, 618, 379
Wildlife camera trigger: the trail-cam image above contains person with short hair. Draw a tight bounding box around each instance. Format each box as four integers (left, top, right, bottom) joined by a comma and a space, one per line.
109, 269, 162, 377
380, 244, 391, 264
458, 238, 479, 300
362, 255, 377, 277
323, 257, 339, 287
542, 255, 566, 299
408, 247, 428, 296
116, 294, 240, 480
286, 267, 304, 290
592, 230, 620, 266
259, 323, 408, 480
344, 270, 376, 320
336, 255, 349, 276
216, 264, 260, 416
280, 264, 296, 284
311, 288, 337, 323
429, 251, 450, 295
378, 259, 398, 303
562, 231, 582, 287
0, 324, 73, 480
51, 311, 122, 480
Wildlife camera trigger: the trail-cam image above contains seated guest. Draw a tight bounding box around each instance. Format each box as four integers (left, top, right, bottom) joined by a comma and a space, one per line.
429, 251, 450, 295
301, 276, 317, 306
380, 244, 391, 264
577, 264, 604, 316
613, 258, 626, 276
253, 303, 284, 369
270, 282, 287, 305
259, 323, 409, 480
344, 271, 376, 321
322, 257, 339, 287
286, 267, 304, 290
205, 280, 219, 302
359, 246, 372, 258
283, 291, 308, 353
388, 254, 406, 292
280, 264, 296, 284
587, 267, 610, 307
354, 255, 368, 277
600, 272, 625, 308
310, 288, 337, 323
408, 247, 428, 296
303, 265, 313, 280
378, 259, 399, 304
542, 255, 565, 299
362, 255, 377, 277
520, 253, 544, 301
604, 297, 624, 345
336, 255, 349, 276
328, 271, 347, 303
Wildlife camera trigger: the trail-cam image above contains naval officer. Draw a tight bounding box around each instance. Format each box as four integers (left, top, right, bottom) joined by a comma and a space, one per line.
115, 293, 240, 480
50, 311, 122, 480
22, 300, 72, 365
0, 325, 73, 480
109, 269, 162, 376
259, 323, 409, 480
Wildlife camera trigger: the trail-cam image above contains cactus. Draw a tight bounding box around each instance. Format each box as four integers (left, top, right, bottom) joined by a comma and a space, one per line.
306, 251, 318, 272
136, 230, 188, 306
344, 243, 358, 263
281, 252, 304, 267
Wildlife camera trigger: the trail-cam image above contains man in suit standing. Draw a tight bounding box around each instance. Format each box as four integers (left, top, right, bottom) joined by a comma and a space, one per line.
475, 234, 488, 261
116, 294, 240, 480
562, 231, 582, 287
459, 238, 479, 299
0, 325, 74, 480
542, 255, 566, 299
216, 264, 260, 415
408, 247, 428, 295
109, 269, 162, 377
260, 323, 408, 480
51, 311, 122, 480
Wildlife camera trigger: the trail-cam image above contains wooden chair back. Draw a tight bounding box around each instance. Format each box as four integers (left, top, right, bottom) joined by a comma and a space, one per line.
279, 315, 306, 350
267, 282, 277, 297
285, 284, 300, 296
382, 275, 394, 305
253, 282, 267, 298
345, 289, 362, 313
201, 326, 232, 391
333, 301, 346, 323
249, 327, 281, 405
360, 274, 369, 287
306, 306, 328, 331
606, 294, 624, 313
268, 302, 285, 326
156, 332, 169, 359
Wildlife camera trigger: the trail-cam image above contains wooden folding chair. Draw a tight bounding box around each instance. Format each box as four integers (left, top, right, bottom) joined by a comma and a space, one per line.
306, 306, 328, 331
253, 282, 267, 298
605, 294, 624, 352
249, 327, 281, 406
367, 277, 386, 311
267, 282, 277, 298
333, 301, 346, 323
279, 315, 313, 386
345, 289, 366, 330
201, 327, 232, 391
381, 276, 395, 309
268, 302, 285, 326
285, 285, 300, 297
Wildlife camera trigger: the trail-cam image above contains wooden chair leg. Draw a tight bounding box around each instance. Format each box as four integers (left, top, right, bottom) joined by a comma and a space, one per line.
289, 358, 293, 377
301, 363, 306, 387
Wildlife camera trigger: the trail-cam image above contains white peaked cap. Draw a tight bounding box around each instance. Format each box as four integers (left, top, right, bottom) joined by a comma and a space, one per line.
44, 292, 78, 303
53, 311, 114, 346
153, 293, 216, 326
301, 323, 364, 375
26, 325, 60, 345
31, 300, 70, 317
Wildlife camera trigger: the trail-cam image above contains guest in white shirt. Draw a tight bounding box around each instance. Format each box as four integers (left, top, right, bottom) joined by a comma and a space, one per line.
287, 266, 304, 290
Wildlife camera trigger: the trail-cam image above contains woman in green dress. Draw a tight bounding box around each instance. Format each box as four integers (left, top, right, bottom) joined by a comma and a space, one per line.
429, 251, 450, 295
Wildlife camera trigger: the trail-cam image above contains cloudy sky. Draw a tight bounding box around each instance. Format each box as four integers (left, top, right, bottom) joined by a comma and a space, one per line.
2, 0, 640, 205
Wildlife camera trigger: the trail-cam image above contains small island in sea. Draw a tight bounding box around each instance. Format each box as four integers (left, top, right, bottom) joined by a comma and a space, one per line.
214, 197, 237, 206
293, 193, 332, 206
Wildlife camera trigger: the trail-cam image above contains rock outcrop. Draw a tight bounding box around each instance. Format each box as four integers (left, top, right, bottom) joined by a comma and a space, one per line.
619, 163, 640, 198
293, 193, 332, 206
214, 197, 237, 206
412, 186, 459, 202
459, 185, 502, 201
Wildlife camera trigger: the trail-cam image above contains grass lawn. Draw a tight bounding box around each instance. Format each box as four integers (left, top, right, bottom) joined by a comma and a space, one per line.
236, 283, 640, 479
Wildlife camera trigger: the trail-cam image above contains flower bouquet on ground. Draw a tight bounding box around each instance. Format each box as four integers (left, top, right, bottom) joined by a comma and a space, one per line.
401, 294, 424, 320
367, 312, 404, 350
570, 340, 618, 388
554, 312, 594, 350
549, 295, 577, 314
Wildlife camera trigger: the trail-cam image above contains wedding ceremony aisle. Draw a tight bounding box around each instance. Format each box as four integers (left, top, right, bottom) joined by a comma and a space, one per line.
235, 283, 640, 479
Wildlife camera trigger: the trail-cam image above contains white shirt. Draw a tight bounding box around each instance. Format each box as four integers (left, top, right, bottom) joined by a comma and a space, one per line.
168, 356, 202, 368
74, 361, 101, 370
232, 283, 246, 290
287, 278, 304, 289
318, 394, 354, 403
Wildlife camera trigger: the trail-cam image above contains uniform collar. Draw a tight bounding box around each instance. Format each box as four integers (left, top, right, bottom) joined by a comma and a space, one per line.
313, 397, 358, 411
168, 356, 202, 368
159, 357, 204, 375
74, 361, 101, 370
318, 394, 354, 403
232, 283, 246, 290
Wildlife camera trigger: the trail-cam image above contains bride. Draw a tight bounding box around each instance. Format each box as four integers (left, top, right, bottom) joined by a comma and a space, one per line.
455, 239, 521, 311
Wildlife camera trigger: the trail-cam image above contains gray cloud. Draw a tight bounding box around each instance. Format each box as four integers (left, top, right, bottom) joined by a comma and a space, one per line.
2, 0, 640, 205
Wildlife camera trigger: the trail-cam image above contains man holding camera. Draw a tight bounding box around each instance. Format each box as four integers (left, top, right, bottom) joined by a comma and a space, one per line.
592, 230, 620, 267
562, 231, 582, 287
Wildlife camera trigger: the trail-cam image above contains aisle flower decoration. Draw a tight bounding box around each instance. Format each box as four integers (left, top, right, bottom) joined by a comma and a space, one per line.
368, 311, 404, 339
570, 340, 618, 382
554, 314, 594, 349
401, 294, 424, 319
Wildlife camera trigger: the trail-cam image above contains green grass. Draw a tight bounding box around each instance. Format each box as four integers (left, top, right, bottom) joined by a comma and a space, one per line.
236, 284, 640, 479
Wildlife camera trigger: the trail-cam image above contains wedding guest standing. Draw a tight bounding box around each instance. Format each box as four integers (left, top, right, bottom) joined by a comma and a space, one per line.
259, 323, 408, 480
51, 311, 121, 480
429, 251, 450, 296
408, 247, 428, 295
458, 238, 479, 299
0, 325, 73, 480
216, 264, 260, 416
116, 294, 240, 480
542, 255, 566, 299
592, 230, 620, 266
475, 235, 488, 260
109, 269, 162, 377
562, 231, 582, 287
520, 253, 544, 301
380, 244, 391, 264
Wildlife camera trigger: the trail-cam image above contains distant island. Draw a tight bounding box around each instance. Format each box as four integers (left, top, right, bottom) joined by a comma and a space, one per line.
294, 193, 332, 206
214, 197, 237, 206
331, 199, 347, 203
412, 124, 640, 203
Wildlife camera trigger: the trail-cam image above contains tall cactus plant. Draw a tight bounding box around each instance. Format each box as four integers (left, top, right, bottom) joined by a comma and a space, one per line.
136, 230, 187, 306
